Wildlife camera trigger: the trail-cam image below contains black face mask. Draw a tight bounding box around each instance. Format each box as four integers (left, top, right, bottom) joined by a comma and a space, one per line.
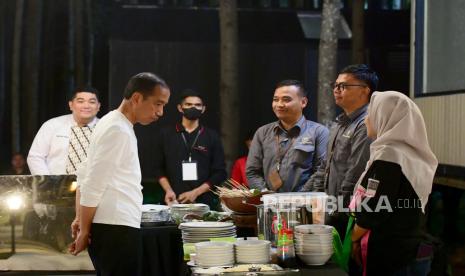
182, 107, 203, 120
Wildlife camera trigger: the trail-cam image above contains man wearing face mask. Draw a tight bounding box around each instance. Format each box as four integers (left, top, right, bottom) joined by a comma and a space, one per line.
154, 89, 227, 210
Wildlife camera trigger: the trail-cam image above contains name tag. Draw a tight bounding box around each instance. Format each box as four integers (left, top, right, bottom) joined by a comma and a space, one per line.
342, 130, 352, 138
182, 161, 198, 181
366, 178, 380, 198
301, 137, 313, 145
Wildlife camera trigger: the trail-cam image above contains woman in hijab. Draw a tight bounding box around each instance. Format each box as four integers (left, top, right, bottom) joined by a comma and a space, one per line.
349, 91, 438, 276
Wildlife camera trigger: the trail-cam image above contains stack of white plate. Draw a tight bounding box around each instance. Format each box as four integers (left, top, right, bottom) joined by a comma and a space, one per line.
170, 203, 210, 221
195, 241, 235, 267
141, 205, 170, 224
179, 221, 237, 243
294, 224, 334, 266
235, 240, 271, 264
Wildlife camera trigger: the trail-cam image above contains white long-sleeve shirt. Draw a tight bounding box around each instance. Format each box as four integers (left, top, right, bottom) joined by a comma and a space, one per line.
27, 114, 99, 175
79, 110, 142, 228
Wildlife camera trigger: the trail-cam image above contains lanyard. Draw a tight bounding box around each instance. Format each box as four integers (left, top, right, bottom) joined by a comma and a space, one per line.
180, 127, 202, 161
275, 134, 296, 171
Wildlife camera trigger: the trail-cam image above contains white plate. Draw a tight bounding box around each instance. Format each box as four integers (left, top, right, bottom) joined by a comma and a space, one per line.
171, 203, 209, 209
182, 226, 236, 230
236, 251, 269, 256
180, 222, 234, 228
142, 204, 170, 211
183, 231, 236, 235
235, 240, 271, 246
195, 241, 234, 248
182, 229, 236, 234
184, 238, 237, 243
197, 248, 234, 253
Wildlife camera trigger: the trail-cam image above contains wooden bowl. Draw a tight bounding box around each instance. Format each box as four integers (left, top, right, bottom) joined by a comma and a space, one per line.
221, 194, 262, 214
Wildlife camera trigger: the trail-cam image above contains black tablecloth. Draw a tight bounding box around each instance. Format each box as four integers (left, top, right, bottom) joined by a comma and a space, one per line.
298, 262, 347, 276
141, 224, 187, 276
141, 224, 345, 276
189, 262, 347, 275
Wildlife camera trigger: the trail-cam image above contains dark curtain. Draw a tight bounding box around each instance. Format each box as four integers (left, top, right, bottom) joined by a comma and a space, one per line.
0, 0, 110, 170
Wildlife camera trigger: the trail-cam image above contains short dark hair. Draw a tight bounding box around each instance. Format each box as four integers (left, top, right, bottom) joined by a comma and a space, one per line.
123, 72, 169, 100
70, 86, 100, 101
339, 64, 379, 94
178, 89, 204, 105
275, 79, 307, 97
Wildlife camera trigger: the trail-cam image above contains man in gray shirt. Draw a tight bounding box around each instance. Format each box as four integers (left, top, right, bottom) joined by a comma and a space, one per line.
246, 80, 329, 192
302, 64, 379, 237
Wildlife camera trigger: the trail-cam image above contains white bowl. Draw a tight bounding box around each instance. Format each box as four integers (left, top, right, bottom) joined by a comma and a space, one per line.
295, 246, 333, 255
294, 237, 333, 244
234, 240, 271, 247
295, 235, 333, 240
295, 224, 333, 234
195, 241, 234, 249
297, 252, 333, 266
295, 243, 333, 250
295, 232, 333, 238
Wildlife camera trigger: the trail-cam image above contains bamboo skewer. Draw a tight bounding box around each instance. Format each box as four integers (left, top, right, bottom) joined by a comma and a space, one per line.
210, 178, 257, 198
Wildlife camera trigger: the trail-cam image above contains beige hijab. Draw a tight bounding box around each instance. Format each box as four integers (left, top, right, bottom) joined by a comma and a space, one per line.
362, 91, 438, 212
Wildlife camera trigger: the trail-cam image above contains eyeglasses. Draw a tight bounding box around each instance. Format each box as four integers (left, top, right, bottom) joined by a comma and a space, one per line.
333, 82, 367, 91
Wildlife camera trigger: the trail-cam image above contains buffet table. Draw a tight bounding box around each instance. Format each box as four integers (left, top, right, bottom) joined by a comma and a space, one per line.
141, 224, 187, 276
189, 263, 347, 276
141, 224, 346, 276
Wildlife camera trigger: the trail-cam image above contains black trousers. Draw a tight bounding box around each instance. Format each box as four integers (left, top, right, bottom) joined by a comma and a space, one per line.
88, 223, 142, 276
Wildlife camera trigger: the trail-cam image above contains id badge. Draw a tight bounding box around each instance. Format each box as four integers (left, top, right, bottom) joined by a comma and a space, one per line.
366, 178, 380, 198
182, 161, 198, 181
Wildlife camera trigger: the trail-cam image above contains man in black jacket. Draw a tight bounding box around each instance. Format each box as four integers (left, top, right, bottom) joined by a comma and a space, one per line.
154, 89, 226, 210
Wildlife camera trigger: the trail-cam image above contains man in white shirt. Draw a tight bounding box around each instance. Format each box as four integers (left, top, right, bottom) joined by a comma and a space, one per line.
27, 87, 101, 174
69, 73, 170, 276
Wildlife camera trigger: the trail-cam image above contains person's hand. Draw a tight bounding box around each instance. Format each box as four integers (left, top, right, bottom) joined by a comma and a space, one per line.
164, 190, 177, 206
178, 190, 198, 203
351, 241, 362, 266
70, 231, 91, 256
71, 217, 80, 239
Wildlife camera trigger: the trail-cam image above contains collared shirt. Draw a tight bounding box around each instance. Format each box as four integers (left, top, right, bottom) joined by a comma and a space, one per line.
27, 114, 99, 175
302, 105, 371, 205
79, 110, 142, 229
153, 123, 227, 208
246, 116, 329, 192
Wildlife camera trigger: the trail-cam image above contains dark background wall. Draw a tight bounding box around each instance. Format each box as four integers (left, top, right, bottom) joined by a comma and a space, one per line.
0, 1, 410, 176
106, 7, 354, 179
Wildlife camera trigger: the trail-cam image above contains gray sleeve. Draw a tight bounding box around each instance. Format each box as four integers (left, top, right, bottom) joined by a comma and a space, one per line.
245, 129, 267, 190
313, 125, 330, 169
300, 125, 329, 192
340, 124, 371, 202
300, 162, 326, 192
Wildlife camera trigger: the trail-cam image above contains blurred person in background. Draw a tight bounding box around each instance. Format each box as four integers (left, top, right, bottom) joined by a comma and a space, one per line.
27, 87, 100, 175
230, 131, 255, 187
2, 152, 30, 175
